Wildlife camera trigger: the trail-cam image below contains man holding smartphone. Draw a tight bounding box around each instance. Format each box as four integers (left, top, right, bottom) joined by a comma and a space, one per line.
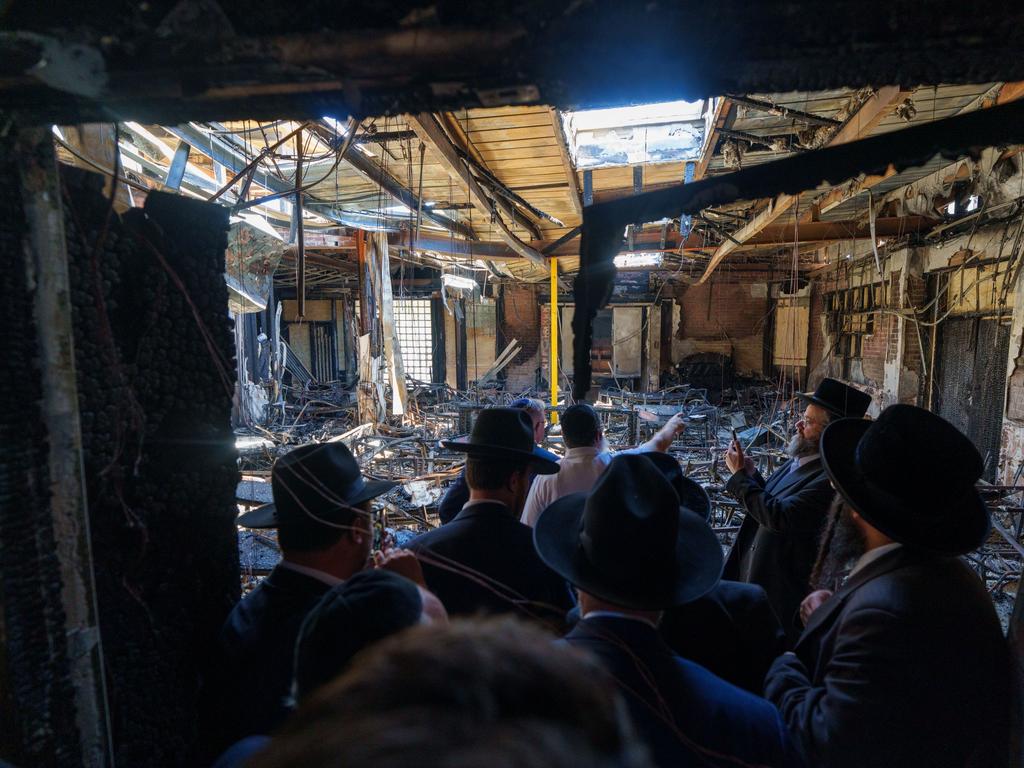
724, 378, 869, 645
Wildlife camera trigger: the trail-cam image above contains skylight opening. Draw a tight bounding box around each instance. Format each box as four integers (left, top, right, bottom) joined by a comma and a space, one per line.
563, 100, 705, 170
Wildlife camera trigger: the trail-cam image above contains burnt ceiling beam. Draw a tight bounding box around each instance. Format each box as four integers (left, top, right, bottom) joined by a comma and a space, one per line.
305, 122, 476, 240
723, 95, 842, 127
5, 3, 1024, 124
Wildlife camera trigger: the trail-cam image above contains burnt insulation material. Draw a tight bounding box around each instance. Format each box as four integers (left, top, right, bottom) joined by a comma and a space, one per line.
0, 140, 83, 767
61, 169, 240, 766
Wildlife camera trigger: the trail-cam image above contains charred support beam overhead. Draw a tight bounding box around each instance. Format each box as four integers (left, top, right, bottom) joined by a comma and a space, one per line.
724, 94, 843, 127
717, 128, 805, 152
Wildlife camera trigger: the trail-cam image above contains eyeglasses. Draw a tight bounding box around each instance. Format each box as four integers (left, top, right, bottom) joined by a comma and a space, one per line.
799, 413, 827, 429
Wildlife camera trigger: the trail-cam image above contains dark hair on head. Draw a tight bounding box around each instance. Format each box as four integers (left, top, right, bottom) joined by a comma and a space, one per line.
277, 500, 368, 553
561, 403, 602, 448
293, 569, 423, 702
251, 617, 651, 768
465, 457, 529, 490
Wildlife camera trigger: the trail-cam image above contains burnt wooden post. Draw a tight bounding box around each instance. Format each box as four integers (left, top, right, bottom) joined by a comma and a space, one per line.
15, 125, 113, 766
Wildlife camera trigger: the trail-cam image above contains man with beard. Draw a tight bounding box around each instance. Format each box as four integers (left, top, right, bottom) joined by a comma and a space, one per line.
724, 378, 869, 644
764, 405, 1010, 768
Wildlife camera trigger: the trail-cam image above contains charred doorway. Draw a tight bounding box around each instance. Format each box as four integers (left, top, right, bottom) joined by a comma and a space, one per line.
935, 316, 1010, 481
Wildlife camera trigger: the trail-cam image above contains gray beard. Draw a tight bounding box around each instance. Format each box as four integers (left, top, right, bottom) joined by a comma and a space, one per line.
786, 433, 819, 459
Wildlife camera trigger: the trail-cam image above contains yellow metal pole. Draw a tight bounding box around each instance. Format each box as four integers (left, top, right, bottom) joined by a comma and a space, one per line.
550, 257, 559, 424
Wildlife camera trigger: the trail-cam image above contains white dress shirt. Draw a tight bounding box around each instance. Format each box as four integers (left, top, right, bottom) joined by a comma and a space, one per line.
521, 447, 610, 526
521, 446, 646, 527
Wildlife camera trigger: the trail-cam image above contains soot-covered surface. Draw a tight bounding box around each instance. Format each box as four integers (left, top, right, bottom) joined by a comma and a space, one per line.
62, 170, 240, 765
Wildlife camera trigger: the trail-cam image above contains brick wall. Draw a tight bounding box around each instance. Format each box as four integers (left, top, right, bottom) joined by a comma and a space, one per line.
501, 283, 542, 392
672, 281, 768, 375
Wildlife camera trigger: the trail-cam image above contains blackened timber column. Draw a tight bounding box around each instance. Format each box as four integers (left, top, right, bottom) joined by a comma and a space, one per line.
15, 126, 113, 766
294, 127, 306, 319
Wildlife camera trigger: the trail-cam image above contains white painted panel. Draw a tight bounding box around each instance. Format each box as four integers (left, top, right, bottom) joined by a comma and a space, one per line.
613, 306, 643, 376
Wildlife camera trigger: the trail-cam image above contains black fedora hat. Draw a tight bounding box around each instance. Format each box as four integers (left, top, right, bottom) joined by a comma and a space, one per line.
441, 407, 559, 474
237, 442, 396, 529
821, 404, 990, 555
799, 377, 871, 419
644, 452, 712, 521
533, 454, 723, 610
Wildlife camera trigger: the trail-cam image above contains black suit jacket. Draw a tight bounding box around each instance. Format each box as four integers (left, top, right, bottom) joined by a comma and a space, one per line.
209, 566, 330, 749
765, 547, 1011, 768
563, 616, 802, 768
410, 501, 573, 625
660, 580, 786, 694
723, 458, 834, 645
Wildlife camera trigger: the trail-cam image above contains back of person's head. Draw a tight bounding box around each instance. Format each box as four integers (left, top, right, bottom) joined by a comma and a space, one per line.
465, 456, 528, 490
251, 617, 651, 768
293, 569, 424, 702
561, 403, 602, 448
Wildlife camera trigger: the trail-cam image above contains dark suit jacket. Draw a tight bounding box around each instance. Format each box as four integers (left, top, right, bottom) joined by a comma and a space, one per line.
410, 501, 573, 625
437, 470, 469, 524
723, 458, 834, 645
660, 580, 786, 694
563, 616, 802, 768
765, 546, 1012, 768
210, 566, 330, 748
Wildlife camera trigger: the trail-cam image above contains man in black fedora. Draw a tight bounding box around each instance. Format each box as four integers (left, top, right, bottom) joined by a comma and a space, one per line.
534, 454, 802, 768
646, 453, 787, 694
724, 377, 870, 644
764, 404, 1011, 768
205, 442, 398, 752
410, 407, 573, 624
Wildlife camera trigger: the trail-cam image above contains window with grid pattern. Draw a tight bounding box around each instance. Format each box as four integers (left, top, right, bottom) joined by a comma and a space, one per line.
394, 299, 434, 383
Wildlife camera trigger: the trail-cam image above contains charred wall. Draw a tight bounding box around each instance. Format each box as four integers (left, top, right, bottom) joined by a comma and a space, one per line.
0, 167, 242, 767
0, 137, 83, 768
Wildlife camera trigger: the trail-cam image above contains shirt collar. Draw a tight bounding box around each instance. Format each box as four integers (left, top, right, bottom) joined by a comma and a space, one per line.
581, 610, 660, 629
850, 542, 903, 577
277, 560, 344, 587
462, 499, 509, 511
789, 453, 820, 472
563, 446, 602, 459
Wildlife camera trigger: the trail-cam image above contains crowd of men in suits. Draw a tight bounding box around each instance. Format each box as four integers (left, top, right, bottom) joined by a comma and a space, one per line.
201, 379, 1014, 768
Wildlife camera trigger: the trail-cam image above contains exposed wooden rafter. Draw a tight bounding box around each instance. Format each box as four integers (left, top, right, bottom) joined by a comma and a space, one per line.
410, 113, 548, 268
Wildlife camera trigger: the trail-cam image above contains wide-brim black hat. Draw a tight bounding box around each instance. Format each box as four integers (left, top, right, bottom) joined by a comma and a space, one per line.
798, 377, 871, 419
821, 405, 990, 555
534, 454, 722, 610
441, 407, 560, 475
237, 442, 396, 529
643, 452, 712, 522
